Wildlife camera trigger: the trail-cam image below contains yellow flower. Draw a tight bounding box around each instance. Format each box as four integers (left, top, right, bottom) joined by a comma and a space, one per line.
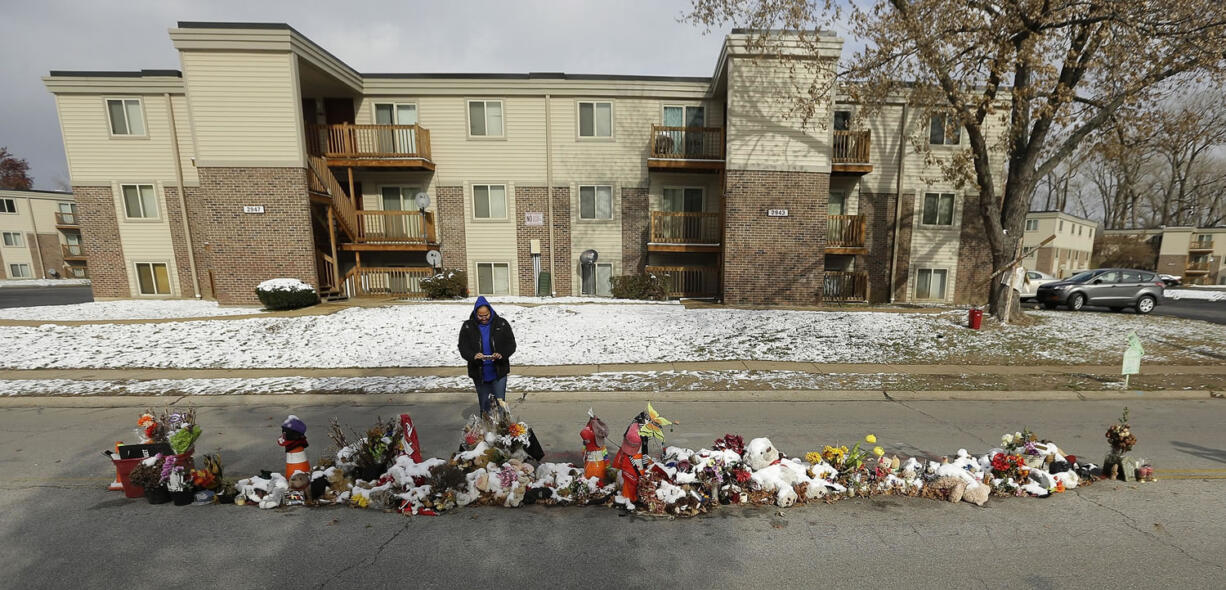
865, 434, 877, 444
804, 451, 823, 465
873, 446, 884, 457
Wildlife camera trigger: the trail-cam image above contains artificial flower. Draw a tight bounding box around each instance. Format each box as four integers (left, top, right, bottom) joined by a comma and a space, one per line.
865, 434, 877, 444
873, 446, 884, 457
804, 451, 823, 465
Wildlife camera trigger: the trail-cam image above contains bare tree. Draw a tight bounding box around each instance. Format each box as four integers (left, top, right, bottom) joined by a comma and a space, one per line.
686, 0, 1226, 320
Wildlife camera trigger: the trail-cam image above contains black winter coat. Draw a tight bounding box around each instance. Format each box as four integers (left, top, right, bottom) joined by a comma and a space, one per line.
457, 315, 517, 382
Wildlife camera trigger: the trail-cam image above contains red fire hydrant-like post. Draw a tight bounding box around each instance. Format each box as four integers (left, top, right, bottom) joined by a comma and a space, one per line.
968, 308, 984, 330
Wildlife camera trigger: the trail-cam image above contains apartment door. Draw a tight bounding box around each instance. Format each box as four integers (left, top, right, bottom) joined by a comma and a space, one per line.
64, 231, 82, 257
57, 202, 77, 225
663, 106, 705, 156
375, 103, 418, 154
662, 187, 707, 242
381, 186, 422, 239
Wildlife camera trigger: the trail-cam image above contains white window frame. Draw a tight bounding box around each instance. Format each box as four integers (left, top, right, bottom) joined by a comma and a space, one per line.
914, 268, 949, 301
134, 261, 172, 296
578, 185, 614, 220
120, 184, 160, 220
1025, 219, 1039, 231
475, 262, 511, 296
471, 184, 508, 220
467, 99, 505, 138
581, 262, 614, 297
920, 193, 956, 226
928, 113, 960, 145
0, 198, 15, 214
105, 97, 147, 137
1, 231, 23, 247
9, 263, 32, 279
577, 101, 614, 139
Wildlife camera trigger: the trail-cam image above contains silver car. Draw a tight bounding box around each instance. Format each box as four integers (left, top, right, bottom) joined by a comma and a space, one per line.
1035, 268, 1165, 314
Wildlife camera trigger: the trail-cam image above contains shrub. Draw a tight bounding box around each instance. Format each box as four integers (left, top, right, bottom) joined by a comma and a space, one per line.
255, 278, 319, 310
610, 273, 669, 300
421, 269, 468, 299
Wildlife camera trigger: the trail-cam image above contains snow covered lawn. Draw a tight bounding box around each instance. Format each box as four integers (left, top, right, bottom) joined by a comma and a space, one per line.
1, 302, 1223, 369
0, 300, 265, 321
0, 278, 91, 289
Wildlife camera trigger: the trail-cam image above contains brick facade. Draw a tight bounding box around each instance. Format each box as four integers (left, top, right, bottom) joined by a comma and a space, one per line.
436, 186, 467, 271
191, 167, 316, 305
36, 233, 65, 278
1035, 247, 1054, 276
1156, 254, 1185, 278
72, 185, 128, 298
891, 192, 915, 303
722, 169, 829, 306
163, 186, 200, 297
551, 187, 572, 296
513, 186, 551, 295
859, 191, 896, 304
954, 194, 993, 305
621, 186, 649, 274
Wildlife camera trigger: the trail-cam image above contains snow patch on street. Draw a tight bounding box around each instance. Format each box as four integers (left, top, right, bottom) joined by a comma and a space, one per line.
0, 300, 265, 321
0, 278, 91, 289
1165, 289, 1226, 302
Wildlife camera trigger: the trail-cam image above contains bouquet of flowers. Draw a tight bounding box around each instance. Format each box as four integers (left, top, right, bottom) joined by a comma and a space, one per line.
329, 417, 403, 481
1105, 408, 1137, 453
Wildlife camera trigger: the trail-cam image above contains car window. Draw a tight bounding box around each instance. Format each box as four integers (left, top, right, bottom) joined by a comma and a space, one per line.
1027, 272, 1041, 280
1121, 271, 1141, 282
1139, 272, 1156, 282
1096, 271, 1121, 283
1068, 270, 1100, 282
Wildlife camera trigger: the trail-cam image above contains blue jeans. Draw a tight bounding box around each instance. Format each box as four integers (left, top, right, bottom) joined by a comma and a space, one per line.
475, 376, 507, 415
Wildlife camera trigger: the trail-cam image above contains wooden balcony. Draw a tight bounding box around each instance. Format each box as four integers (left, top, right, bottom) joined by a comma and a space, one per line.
55, 211, 79, 228
306, 123, 435, 170
1189, 238, 1214, 252
66, 265, 89, 279
647, 211, 721, 252
645, 265, 720, 299
823, 271, 868, 302
1186, 260, 1211, 273
342, 210, 439, 251
832, 130, 872, 174
826, 215, 866, 253
61, 244, 87, 261
342, 266, 435, 298
307, 155, 358, 240
648, 125, 724, 172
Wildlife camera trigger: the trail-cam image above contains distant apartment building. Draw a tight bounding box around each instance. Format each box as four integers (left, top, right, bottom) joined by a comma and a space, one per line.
1022, 211, 1097, 278
43, 22, 1005, 305
0, 189, 87, 280
1102, 226, 1226, 285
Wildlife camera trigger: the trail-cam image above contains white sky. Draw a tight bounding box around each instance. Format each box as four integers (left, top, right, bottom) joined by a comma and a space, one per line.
0, 0, 741, 190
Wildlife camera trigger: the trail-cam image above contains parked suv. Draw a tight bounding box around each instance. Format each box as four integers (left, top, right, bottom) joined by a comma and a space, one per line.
1036, 269, 1165, 314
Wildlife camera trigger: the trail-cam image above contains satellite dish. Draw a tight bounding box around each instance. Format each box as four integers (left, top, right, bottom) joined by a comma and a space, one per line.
414, 192, 431, 210
580, 249, 598, 265
426, 250, 442, 267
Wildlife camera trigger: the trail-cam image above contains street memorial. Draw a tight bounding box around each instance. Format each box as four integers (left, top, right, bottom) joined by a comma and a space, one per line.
105, 401, 1157, 517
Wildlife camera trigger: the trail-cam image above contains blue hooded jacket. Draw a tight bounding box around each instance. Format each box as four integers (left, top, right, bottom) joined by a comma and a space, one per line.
474, 296, 498, 382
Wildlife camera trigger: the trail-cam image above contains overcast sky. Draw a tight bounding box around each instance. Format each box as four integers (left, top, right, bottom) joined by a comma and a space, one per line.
0, 0, 743, 190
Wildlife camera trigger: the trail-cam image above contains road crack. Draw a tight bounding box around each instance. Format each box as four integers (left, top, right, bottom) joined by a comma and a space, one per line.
315, 520, 411, 589
1072, 489, 1225, 572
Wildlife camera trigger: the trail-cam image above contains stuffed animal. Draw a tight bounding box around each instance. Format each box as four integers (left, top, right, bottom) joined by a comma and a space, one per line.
742, 438, 780, 471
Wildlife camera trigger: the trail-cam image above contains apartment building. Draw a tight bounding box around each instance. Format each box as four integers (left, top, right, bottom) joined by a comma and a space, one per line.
0, 189, 87, 280
1102, 226, 1226, 285
43, 22, 1002, 305
1022, 211, 1097, 278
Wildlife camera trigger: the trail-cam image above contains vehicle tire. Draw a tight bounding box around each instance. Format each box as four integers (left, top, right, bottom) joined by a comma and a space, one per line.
1042, 302, 1058, 310
1135, 295, 1156, 315
1068, 293, 1086, 311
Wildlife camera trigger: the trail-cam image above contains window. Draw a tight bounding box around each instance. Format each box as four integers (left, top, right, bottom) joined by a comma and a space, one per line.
1, 232, 22, 247
833, 110, 852, 131
468, 100, 504, 137
929, 114, 959, 145
582, 262, 613, 297
476, 262, 510, 295
472, 185, 507, 219
121, 184, 158, 219
661, 105, 705, 156
0, 198, 15, 213
1078, 225, 1083, 236
829, 191, 846, 216
921, 193, 955, 225
579, 185, 613, 220
380, 186, 424, 238
135, 262, 171, 295
1025, 219, 1039, 231
915, 268, 948, 300
9, 263, 32, 278
374, 103, 418, 152
578, 102, 613, 138
106, 98, 145, 136
662, 187, 704, 212
1059, 220, 1064, 232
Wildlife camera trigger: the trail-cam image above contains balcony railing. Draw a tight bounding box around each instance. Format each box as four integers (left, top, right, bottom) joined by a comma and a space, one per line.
823, 271, 869, 302
1186, 261, 1211, 272
61, 244, 86, 259
55, 211, 78, 226
67, 266, 89, 279
307, 155, 358, 239
650, 211, 721, 244
832, 130, 871, 164
1189, 237, 1214, 251
306, 123, 433, 162
316, 251, 336, 292
827, 215, 866, 248
343, 266, 435, 298
649, 126, 724, 161
356, 210, 437, 245
645, 265, 720, 298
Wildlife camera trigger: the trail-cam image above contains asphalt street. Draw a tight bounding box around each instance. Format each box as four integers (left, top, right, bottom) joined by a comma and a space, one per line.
1, 396, 1223, 589
0, 285, 93, 308
1022, 296, 1226, 324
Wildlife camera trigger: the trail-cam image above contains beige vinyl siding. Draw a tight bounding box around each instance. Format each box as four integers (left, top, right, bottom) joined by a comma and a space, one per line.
54, 94, 197, 185
112, 182, 179, 297
726, 57, 833, 172
0, 197, 35, 270
462, 182, 519, 296
566, 183, 623, 295
180, 51, 302, 166
907, 190, 964, 303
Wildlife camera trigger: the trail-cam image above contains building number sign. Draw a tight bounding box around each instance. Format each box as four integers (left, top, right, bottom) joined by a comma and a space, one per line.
243, 205, 265, 214
767, 209, 789, 217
